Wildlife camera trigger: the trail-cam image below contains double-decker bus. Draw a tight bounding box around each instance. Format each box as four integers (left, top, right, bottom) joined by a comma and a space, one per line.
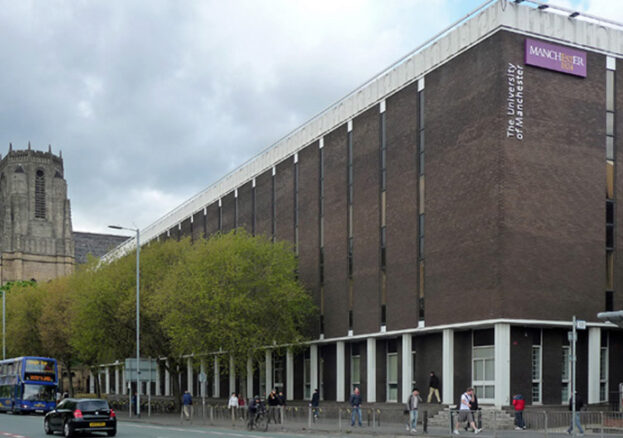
0, 356, 58, 413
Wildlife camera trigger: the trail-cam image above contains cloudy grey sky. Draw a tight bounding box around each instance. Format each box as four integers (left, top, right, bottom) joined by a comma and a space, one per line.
0, 0, 618, 234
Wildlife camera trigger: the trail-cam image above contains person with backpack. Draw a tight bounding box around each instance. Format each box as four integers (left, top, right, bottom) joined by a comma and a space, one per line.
453, 387, 481, 435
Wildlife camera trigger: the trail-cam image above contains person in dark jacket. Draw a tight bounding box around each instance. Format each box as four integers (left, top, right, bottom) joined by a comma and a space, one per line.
349, 387, 363, 427
310, 388, 320, 421
512, 394, 526, 430
567, 393, 585, 435
182, 390, 192, 420
267, 388, 280, 424
427, 371, 441, 403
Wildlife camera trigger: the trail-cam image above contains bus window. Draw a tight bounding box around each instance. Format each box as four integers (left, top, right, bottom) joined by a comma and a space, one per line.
23, 384, 55, 402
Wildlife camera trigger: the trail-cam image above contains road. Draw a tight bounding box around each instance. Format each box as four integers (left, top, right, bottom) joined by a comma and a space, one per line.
0, 413, 316, 438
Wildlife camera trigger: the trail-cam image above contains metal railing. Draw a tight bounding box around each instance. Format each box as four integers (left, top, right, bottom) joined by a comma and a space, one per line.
113, 402, 623, 436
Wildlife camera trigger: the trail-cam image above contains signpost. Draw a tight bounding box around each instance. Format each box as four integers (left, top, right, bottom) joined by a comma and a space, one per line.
125, 358, 158, 417
569, 317, 586, 436
199, 371, 207, 418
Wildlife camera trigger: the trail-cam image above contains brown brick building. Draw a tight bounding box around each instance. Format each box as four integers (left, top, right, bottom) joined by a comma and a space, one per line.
103, 1, 623, 407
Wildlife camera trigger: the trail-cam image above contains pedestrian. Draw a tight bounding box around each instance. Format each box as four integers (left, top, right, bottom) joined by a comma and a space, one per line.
567, 393, 585, 435
453, 387, 481, 435
310, 388, 320, 421
131, 391, 137, 415
405, 387, 423, 433
228, 391, 239, 409
512, 393, 526, 430
247, 395, 260, 428
349, 386, 363, 427
465, 390, 480, 431
182, 390, 193, 420
427, 371, 441, 403
237, 392, 245, 407
267, 388, 279, 424
278, 390, 286, 407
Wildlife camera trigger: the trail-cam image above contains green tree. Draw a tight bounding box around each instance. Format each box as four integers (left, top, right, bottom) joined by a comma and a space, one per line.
157, 230, 316, 373
38, 276, 78, 395
4, 281, 43, 357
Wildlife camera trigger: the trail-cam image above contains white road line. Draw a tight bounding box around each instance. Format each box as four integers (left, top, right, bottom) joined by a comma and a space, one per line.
124, 422, 294, 438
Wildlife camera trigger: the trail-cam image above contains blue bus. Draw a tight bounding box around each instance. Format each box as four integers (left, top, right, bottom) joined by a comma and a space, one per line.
0, 356, 58, 413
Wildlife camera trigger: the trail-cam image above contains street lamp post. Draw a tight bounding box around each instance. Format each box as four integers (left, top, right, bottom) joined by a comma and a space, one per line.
109, 224, 140, 417
2, 289, 5, 360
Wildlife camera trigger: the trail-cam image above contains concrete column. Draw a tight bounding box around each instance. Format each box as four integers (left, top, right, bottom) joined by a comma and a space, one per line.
310, 344, 319, 398
155, 362, 161, 396
187, 357, 193, 394
246, 357, 253, 399
442, 329, 454, 404
366, 338, 376, 403
265, 350, 272, 395
121, 367, 126, 394
336, 341, 345, 402
213, 357, 220, 398
89, 371, 95, 394
105, 367, 110, 394
200, 359, 206, 398
402, 334, 413, 403
286, 348, 294, 401
164, 360, 171, 396
588, 327, 601, 404
229, 355, 236, 395
115, 365, 120, 395
494, 323, 511, 408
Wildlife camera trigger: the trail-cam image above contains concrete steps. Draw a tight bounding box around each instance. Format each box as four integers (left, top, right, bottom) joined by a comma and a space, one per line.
427, 407, 516, 430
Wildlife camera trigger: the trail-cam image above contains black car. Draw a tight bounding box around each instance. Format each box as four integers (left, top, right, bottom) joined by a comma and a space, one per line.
43, 398, 116, 437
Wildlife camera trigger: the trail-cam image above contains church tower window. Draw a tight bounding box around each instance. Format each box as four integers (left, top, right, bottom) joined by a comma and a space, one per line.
35, 169, 46, 219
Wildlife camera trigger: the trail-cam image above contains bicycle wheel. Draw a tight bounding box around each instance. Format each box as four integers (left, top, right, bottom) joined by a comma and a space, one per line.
256, 413, 269, 432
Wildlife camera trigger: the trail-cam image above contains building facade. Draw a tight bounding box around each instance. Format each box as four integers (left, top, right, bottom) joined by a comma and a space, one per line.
104, 0, 623, 407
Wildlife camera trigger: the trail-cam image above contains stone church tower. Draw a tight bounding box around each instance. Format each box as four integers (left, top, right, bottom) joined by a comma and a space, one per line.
0, 143, 74, 283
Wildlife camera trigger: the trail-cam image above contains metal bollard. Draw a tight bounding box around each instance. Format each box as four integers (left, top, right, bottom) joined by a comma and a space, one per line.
544, 410, 548, 438
372, 408, 376, 430
423, 410, 428, 433
308, 406, 312, 429
209, 405, 214, 425
338, 407, 342, 432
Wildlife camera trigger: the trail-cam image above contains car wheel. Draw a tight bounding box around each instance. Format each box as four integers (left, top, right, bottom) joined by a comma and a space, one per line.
44, 418, 53, 435
63, 421, 73, 437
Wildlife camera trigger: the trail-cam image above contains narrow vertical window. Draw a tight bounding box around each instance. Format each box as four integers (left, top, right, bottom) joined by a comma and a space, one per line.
294, 154, 299, 253
319, 139, 325, 336
35, 169, 45, 219
252, 179, 256, 236
417, 80, 426, 321
605, 58, 616, 310
218, 199, 222, 231
379, 101, 387, 328
347, 121, 354, 331
234, 189, 238, 229
272, 167, 276, 242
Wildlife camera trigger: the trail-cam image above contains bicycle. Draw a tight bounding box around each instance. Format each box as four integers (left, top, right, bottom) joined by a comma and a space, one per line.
247, 408, 269, 432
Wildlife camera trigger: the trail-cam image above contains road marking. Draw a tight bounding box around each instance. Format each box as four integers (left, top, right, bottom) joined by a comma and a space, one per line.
124, 422, 304, 437
1, 433, 28, 438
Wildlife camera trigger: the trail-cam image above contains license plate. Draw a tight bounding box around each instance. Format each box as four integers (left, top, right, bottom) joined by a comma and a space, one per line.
89, 422, 106, 427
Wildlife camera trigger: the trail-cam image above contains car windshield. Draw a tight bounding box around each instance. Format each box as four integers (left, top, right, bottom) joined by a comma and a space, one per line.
78, 400, 109, 411
22, 384, 56, 401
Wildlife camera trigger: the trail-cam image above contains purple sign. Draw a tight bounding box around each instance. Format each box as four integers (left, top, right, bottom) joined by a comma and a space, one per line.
525, 38, 586, 77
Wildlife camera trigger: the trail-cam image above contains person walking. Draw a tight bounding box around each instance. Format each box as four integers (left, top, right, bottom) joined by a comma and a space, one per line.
182, 390, 193, 420
406, 388, 423, 433
349, 387, 363, 427
464, 390, 480, 431
567, 393, 585, 435
310, 388, 320, 421
454, 387, 481, 435
427, 371, 441, 404
512, 393, 526, 430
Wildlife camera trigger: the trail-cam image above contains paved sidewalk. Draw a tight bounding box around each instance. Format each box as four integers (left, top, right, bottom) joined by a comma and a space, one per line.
116, 411, 612, 437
